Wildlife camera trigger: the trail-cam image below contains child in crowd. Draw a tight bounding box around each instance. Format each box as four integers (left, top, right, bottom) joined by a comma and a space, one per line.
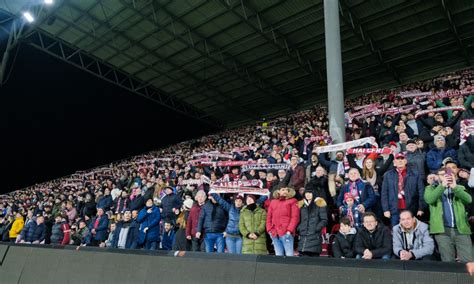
340, 193, 362, 228
332, 217, 357, 258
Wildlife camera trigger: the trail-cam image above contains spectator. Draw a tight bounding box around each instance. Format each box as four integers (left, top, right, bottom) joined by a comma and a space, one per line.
266, 187, 300, 256
20, 215, 46, 244
211, 193, 244, 254
89, 208, 109, 246
173, 198, 194, 251
137, 198, 161, 250
186, 190, 206, 252
112, 210, 138, 249
65, 201, 77, 224
405, 139, 426, 179
50, 214, 71, 246
424, 167, 472, 262
297, 189, 328, 256
305, 153, 321, 185
161, 186, 183, 225
289, 155, 305, 193
196, 194, 227, 253
161, 221, 175, 250
9, 212, 24, 242
239, 195, 267, 255
104, 222, 116, 248
332, 217, 357, 259
341, 193, 362, 228
458, 135, 474, 169
337, 168, 376, 215
381, 153, 425, 227
426, 135, 458, 173
392, 210, 434, 260
97, 188, 113, 212
71, 219, 91, 246
354, 212, 392, 260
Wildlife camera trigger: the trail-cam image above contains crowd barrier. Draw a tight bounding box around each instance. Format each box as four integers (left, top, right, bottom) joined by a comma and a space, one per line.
0, 243, 472, 284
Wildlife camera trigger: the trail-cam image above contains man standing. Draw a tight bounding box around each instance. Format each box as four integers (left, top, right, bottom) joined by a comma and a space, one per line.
424, 167, 472, 262
137, 198, 161, 250
354, 212, 392, 260
186, 190, 206, 252
392, 210, 434, 260
50, 214, 71, 246
19, 215, 46, 244
89, 208, 109, 246
196, 194, 228, 253
381, 153, 425, 227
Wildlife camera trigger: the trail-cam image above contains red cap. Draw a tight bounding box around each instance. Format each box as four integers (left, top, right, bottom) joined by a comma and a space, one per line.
389, 141, 397, 147
395, 153, 406, 159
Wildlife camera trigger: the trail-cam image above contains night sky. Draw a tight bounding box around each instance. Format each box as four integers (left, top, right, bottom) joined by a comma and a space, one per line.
0, 44, 218, 193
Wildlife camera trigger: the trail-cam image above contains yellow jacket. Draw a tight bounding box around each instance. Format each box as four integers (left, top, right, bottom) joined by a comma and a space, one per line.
9, 217, 24, 239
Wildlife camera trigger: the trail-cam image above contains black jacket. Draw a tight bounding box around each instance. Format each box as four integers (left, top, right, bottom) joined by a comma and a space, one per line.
459, 136, 474, 169
197, 201, 228, 234
354, 223, 392, 258
297, 200, 327, 253
332, 229, 357, 258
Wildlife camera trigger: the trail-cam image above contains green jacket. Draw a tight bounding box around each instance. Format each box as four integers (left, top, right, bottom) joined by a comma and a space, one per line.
239, 206, 267, 255
424, 184, 472, 235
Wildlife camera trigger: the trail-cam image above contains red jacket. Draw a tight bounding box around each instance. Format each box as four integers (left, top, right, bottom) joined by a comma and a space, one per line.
289, 164, 305, 191
266, 188, 300, 237
61, 223, 71, 246
186, 203, 202, 237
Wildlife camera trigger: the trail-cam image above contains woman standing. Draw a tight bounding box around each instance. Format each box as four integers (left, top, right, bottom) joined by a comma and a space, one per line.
297, 189, 328, 256
239, 195, 267, 255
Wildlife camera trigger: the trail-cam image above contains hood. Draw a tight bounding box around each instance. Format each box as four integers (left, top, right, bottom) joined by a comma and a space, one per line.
272, 187, 296, 199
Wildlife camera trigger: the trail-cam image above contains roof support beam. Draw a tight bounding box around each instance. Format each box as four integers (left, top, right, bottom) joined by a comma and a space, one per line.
139, 0, 297, 110
221, 0, 324, 82
20, 28, 223, 129
339, 0, 402, 84
60, 2, 258, 122
439, 0, 471, 65
0, 17, 24, 86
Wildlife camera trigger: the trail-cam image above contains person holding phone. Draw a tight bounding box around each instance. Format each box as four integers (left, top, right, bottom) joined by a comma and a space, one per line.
424, 167, 472, 262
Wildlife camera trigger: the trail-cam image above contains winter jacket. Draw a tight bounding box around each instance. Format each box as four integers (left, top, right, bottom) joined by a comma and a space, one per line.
266, 187, 300, 237
20, 220, 46, 243
97, 195, 113, 211
162, 229, 175, 250
354, 223, 392, 258
239, 206, 267, 255
89, 215, 109, 242
297, 198, 328, 253
186, 204, 202, 237
289, 164, 306, 191
72, 227, 91, 246
50, 221, 70, 245
406, 150, 426, 178
111, 220, 139, 249
332, 228, 357, 258
458, 136, 474, 169
392, 219, 434, 259
381, 168, 426, 214
82, 201, 97, 218
137, 205, 161, 243
9, 216, 24, 239
426, 147, 458, 173
197, 201, 228, 234
161, 193, 183, 223
212, 193, 241, 235
424, 184, 472, 235
336, 179, 376, 211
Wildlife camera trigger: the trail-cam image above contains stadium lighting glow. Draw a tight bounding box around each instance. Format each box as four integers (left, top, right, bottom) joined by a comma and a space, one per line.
22, 12, 34, 23
44, 0, 54, 5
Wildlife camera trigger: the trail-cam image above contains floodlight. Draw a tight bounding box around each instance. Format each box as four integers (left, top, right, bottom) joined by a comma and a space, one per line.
22, 12, 34, 23
44, 0, 54, 5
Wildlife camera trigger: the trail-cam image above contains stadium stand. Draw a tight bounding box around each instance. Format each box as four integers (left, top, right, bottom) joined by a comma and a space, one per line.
1, 68, 473, 265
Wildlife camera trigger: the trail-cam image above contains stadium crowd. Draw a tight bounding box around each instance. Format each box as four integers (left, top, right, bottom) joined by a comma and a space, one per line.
0, 68, 474, 262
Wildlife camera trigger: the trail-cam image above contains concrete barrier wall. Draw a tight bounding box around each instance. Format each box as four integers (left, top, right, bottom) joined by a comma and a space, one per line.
0, 244, 472, 284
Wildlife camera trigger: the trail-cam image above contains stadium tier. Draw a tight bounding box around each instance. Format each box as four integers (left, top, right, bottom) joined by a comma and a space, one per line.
1, 67, 473, 264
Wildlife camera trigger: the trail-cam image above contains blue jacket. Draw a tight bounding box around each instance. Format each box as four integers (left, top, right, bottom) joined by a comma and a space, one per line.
97, 195, 113, 211
20, 221, 45, 243
89, 215, 109, 241
426, 147, 458, 173
160, 193, 183, 222
381, 168, 426, 214
161, 229, 175, 250
137, 205, 161, 243
111, 220, 139, 249
336, 179, 376, 211
197, 201, 228, 234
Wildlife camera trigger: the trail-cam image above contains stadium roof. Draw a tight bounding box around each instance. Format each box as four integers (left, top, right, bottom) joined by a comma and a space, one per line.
1, 0, 473, 128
